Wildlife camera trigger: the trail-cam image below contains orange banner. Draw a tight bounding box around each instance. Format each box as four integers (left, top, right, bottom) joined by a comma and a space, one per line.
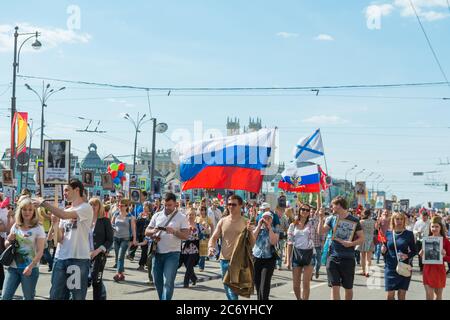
16, 112, 28, 156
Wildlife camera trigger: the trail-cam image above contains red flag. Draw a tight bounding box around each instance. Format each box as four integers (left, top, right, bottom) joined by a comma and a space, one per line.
378, 228, 387, 243
318, 165, 330, 191
217, 193, 223, 200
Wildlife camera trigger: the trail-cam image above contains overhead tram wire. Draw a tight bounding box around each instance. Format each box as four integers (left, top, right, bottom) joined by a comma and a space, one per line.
16, 74, 448, 93
408, 0, 450, 90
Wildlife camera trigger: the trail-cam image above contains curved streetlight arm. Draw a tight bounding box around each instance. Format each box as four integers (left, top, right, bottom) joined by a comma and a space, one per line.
25, 85, 44, 105
45, 87, 65, 101
17, 32, 41, 73
125, 118, 138, 130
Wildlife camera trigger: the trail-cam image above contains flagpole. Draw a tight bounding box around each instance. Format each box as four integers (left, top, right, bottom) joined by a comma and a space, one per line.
317, 164, 321, 208
319, 129, 332, 205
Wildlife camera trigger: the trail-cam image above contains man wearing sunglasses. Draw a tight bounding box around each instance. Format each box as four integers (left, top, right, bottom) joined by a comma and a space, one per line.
208, 195, 255, 300
145, 193, 190, 300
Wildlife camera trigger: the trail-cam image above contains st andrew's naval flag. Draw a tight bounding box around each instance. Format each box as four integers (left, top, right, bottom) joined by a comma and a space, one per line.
176, 128, 276, 193
292, 129, 324, 163
278, 164, 329, 193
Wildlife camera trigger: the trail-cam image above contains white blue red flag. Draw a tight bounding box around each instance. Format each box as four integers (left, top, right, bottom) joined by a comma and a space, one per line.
176, 128, 276, 193
292, 129, 324, 162
278, 163, 329, 193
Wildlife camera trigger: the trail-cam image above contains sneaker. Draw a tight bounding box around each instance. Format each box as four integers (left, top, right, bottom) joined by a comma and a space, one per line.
113, 274, 120, 282
119, 273, 125, 281
199, 269, 204, 272
126, 255, 134, 261
315, 271, 319, 279
137, 265, 145, 271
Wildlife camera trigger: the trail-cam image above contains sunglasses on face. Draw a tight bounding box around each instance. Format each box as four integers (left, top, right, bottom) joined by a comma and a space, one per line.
227, 203, 238, 207
300, 208, 309, 212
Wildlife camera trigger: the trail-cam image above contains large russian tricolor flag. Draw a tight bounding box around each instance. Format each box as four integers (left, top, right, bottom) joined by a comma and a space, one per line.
176, 128, 276, 193
278, 164, 329, 193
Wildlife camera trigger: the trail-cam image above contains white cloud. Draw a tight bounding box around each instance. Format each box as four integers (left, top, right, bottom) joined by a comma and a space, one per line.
315, 34, 334, 41
276, 32, 299, 39
302, 115, 349, 125
0, 22, 91, 52
366, 1, 450, 22
365, 4, 395, 19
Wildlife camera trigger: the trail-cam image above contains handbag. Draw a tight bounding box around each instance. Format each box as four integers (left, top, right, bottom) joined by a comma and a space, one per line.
393, 231, 412, 278
0, 240, 18, 266
292, 247, 314, 267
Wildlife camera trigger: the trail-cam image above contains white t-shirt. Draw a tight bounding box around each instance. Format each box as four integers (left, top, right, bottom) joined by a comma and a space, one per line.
10, 223, 46, 269
0, 208, 8, 239
149, 209, 189, 254
287, 223, 314, 250
55, 202, 93, 260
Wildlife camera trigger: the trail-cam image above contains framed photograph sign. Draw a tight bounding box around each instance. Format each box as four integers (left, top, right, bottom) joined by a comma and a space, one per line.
44, 140, 70, 184
101, 173, 113, 190
423, 236, 443, 265
130, 188, 141, 203
82, 170, 95, 187
332, 218, 357, 242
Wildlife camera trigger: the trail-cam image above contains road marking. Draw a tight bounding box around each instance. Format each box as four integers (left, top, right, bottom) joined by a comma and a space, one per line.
289, 282, 327, 294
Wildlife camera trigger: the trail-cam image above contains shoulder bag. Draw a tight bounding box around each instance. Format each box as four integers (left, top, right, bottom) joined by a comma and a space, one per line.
0, 239, 18, 266
147, 210, 179, 259
393, 231, 412, 278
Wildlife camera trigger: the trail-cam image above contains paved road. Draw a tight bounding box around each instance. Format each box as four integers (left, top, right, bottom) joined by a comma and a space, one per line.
7, 252, 450, 300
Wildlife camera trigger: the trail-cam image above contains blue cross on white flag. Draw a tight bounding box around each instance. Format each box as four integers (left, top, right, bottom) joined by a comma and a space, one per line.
292, 129, 324, 162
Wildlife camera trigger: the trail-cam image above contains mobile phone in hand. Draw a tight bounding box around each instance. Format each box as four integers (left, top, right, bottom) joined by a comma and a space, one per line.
157, 226, 167, 231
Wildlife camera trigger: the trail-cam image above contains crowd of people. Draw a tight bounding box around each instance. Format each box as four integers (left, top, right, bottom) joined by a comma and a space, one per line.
0, 182, 449, 301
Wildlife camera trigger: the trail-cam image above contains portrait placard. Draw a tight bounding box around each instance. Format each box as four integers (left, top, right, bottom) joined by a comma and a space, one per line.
44, 140, 70, 184
332, 218, 357, 242
423, 236, 443, 265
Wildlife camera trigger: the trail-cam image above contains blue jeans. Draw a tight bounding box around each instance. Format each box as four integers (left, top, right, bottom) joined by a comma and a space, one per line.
198, 256, 206, 269
313, 246, 322, 273
50, 258, 90, 300
152, 252, 180, 300
1, 267, 39, 300
276, 240, 286, 268
43, 247, 53, 269
220, 260, 238, 300
114, 237, 129, 273
375, 243, 382, 263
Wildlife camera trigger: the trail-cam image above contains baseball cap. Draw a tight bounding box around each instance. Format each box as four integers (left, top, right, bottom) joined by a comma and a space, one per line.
260, 202, 271, 210
262, 211, 273, 218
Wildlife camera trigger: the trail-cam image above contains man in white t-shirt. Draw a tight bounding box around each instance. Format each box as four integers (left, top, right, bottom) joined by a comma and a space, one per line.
33, 178, 93, 300
145, 192, 189, 300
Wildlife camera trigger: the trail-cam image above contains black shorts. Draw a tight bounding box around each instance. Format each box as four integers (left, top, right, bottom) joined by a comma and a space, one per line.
326, 256, 355, 289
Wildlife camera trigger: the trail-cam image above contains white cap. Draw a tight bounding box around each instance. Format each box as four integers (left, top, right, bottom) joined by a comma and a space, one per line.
261, 202, 271, 210
262, 211, 273, 218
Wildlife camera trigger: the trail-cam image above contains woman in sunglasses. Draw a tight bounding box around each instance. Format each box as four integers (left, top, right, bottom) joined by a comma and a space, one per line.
195, 206, 213, 272
286, 204, 315, 300
111, 199, 137, 282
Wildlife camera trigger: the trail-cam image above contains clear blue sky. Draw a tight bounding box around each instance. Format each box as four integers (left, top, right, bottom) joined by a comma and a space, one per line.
0, 0, 449, 205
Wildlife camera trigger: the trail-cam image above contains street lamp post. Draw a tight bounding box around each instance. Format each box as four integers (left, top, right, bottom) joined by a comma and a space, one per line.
124, 112, 147, 175
25, 82, 65, 158
150, 118, 157, 198
10, 26, 42, 175
25, 120, 41, 189
344, 165, 357, 196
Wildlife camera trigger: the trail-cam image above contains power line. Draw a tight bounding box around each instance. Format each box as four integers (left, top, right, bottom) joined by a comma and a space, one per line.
408, 0, 450, 89
17, 74, 448, 92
